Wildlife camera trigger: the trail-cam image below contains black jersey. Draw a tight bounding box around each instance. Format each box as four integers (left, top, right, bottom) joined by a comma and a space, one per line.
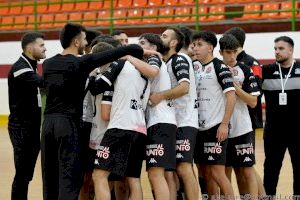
262, 61, 300, 130
8, 53, 43, 124
42, 44, 143, 117
237, 50, 263, 129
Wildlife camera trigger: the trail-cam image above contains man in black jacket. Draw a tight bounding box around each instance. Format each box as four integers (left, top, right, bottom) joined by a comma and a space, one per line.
8, 32, 46, 200
41, 23, 144, 200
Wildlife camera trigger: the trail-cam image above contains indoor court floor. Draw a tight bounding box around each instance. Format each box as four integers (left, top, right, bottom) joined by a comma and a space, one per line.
0, 127, 293, 199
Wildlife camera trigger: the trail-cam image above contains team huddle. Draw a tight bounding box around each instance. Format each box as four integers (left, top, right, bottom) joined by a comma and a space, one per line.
8, 22, 300, 200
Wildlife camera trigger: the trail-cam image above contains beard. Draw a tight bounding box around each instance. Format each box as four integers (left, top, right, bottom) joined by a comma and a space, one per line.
78, 45, 85, 55
161, 42, 170, 55
276, 56, 288, 64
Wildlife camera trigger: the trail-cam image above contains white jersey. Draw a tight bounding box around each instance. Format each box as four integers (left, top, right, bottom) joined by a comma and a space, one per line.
165, 53, 198, 128
146, 55, 176, 128
102, 60, 150, 135
193, 58, 235, 131
89, 84, 113, 150
229, 62, 260, 138
82, 79, 94, 123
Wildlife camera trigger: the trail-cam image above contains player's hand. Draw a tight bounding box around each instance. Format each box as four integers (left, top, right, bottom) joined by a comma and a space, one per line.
216, 123, 229, 142
233, 81, 242, 88
149, 92, 163, 106
89, 68, 100, 77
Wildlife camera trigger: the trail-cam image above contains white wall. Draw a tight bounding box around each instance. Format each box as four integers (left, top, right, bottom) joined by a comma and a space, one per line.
1, 31, 300, 115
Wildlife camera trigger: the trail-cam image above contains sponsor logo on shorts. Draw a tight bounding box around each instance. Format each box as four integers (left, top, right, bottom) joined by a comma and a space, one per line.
176, 153, 183, 158
146, 144, 164, 157
149, 158, 157, 164
208, 155, 215, 161
96, 146, 110, 159
176, 139, 191, 152
235, 143, 254, 156
243, 156, 252, 162
204, 142, 222, 154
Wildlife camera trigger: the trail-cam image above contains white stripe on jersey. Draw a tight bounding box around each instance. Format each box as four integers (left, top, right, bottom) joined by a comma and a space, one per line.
13, 68, 33, 77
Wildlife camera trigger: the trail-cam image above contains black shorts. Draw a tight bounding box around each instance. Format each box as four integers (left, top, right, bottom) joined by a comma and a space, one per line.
94, 128, 146, 178
176, 126, 198, 163
226, 131, 256, 167
146, 123, 177, 170
87, 148, 97, 172
194, 124, 228, 165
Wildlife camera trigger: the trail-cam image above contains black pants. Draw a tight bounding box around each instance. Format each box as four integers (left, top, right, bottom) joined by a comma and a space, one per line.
41, 115, 84, 200
263, 129, 300, 195
8, 122, 40, 200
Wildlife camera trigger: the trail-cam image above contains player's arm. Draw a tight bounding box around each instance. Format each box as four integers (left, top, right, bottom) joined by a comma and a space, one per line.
100, 88, 113, 121
89, 60, 124, 96
79, 44, 144, 72
234, 82, 257, 108
125, 55, 159, 79
149, 55, 190, 106
235, 66, 261, 108
215, 63, 236, 142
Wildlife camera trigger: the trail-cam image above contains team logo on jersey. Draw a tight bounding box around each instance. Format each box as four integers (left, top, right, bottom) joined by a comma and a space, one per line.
130, 99, 143, 110
176, 56, 184, 62
193, 62, 201, 71
205, 66, 212, 74
232, 68, 238, 76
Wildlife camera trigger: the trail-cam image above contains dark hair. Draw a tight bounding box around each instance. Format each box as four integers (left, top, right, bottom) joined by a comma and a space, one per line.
86, 29, 101, 47
219, 34, 240, 51
224, 27, 245, 47
60, 23, 86, 49
178, 26, 194, 49
21, 32, 45, 50
90, 35, 121, 48
111, 29, 126, 36
139, 33, 164, 54
92, 42, 114, 53
192, 31, 217, 48
274, 36, 294, 48
167, 27, 184, 52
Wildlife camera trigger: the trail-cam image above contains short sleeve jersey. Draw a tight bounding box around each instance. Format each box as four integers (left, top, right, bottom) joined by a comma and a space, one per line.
165, 53, 199, 128
101, 60, 150, 135
193, 58, 235, 131
146, 55, 176, 128
229, 62, 260, 138
89, 81, 113, 150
